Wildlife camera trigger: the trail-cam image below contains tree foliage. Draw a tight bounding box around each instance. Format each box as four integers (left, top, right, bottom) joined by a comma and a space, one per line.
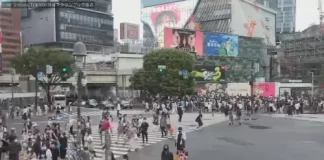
130, 48, 195, 96
12, 47, 75, 105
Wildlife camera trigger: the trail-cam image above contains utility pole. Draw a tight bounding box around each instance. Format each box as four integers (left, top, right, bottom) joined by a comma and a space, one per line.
311, 71, 314, 97
11, 69, 15, 103
76, 70, 83, 158
250, 61, 255, 97
73, 41, 88, 159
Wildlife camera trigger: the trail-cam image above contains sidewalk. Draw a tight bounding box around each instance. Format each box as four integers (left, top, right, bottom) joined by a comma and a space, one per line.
268, 113, 324, 123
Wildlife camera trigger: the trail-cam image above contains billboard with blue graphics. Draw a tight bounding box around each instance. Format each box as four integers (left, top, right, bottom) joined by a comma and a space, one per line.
204, 33, 239, 56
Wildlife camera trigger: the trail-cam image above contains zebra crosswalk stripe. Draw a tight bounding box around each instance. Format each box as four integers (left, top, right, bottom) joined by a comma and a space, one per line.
87, 114, 226, 159
71, 110, 149, 117
89, 126, 196, 159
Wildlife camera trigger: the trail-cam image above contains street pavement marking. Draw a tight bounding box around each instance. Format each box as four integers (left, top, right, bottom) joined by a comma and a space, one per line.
88, 113, 227, 159
70, 110, 149, 117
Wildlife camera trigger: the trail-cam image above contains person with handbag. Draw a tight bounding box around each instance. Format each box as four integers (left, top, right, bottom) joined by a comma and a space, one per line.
175, 127, 186, 152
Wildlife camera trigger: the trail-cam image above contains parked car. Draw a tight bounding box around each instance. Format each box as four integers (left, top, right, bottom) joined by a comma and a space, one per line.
121, 100, 132, 109
100, 100, 115, 110
86, 99, 98, 108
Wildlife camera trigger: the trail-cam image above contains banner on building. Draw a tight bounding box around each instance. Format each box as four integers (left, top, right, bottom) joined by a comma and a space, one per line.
253, 82, 275, 97
191, 65, 226, 81
226, 83, 250, 96
204, 33, 239, 56
196, 83, 226, 95
120, 23, 139, 40
164, 27, 203, 55
141, 0, 198, 47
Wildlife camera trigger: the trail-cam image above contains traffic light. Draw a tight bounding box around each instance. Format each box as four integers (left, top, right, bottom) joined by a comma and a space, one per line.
62, 67, 67, 72
157, 65, 166, 72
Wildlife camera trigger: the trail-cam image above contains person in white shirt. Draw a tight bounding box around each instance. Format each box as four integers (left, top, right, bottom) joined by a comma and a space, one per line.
175, 127, 186, 152
145, 102, 149, 112
45, 146, 52, 160
117, 102, 121, 117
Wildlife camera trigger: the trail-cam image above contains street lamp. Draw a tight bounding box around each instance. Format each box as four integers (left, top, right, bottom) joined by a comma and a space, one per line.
72, 42, 87, 158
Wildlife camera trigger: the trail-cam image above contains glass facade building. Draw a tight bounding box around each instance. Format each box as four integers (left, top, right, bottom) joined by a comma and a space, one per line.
21, 0, 113, 53
258, 0, 296, 33
56, 8, 114, 52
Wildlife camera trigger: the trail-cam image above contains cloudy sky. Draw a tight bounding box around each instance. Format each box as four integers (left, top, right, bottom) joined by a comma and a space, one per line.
295, 0, 319, 31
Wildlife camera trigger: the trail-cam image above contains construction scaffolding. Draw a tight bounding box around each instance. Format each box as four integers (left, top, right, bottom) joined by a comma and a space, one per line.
279, 25, 324, 83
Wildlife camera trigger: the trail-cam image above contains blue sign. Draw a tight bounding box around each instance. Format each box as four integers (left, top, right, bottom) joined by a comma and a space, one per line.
182, 69, 189, 76
204, 33, 239, 56
37, 72, 43, 80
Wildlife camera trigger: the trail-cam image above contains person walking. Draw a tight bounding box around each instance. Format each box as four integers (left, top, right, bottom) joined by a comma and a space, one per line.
161, 144, 173, 160
160, 113, 168, 138
140, 117, 149, 145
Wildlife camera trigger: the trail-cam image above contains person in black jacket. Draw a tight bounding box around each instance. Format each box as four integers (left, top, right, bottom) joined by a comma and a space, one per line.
140, 117, 149, 144
161, 144, 173, 160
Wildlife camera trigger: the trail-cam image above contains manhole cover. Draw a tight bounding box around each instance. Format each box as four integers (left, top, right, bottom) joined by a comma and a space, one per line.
249, 125, 270, 129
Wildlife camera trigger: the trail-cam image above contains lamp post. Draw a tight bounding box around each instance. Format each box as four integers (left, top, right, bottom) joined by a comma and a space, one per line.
72, 42, 87, 158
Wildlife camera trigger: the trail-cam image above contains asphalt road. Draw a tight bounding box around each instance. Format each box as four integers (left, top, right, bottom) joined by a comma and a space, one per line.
125, 116, 324, 160
6, 107, 153, 138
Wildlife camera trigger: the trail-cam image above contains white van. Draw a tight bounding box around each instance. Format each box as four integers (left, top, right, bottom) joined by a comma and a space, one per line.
53, 94, 66, 108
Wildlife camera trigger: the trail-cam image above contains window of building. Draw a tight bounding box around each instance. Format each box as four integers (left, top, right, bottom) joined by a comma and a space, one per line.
283, 7, 292, 11
283, 0, 293, 5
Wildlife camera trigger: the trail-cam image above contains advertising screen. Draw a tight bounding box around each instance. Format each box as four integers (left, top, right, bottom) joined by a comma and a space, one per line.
204, 33, 239, 56
164, 28, 203, 54
141, 0, 185, 7
253, 82, 275, 97
191, 65, 226, 82
141, 0, 198, 47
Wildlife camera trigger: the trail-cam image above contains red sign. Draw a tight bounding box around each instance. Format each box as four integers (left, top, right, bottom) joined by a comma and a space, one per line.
120, 23, 139, 40
126, 24, 139, 40
120, 23, 125, 39
164, 28, 203, 55
0, 31, 2, 43
253, 82, 275, 97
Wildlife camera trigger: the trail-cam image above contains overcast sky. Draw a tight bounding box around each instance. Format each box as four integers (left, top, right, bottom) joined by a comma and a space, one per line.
295, 0, 319, 31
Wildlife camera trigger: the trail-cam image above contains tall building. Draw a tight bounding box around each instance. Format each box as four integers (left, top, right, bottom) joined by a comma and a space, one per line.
21, 0, 114, 54
0, 8, 22, 73
257, 0, 296, 33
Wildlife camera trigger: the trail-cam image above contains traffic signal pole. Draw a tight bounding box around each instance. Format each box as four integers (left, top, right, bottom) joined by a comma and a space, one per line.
35, 75, 38, 115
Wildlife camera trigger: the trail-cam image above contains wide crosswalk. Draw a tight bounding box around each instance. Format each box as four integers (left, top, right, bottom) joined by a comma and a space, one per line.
89, 113, 227, 160
71, 109, 149, 117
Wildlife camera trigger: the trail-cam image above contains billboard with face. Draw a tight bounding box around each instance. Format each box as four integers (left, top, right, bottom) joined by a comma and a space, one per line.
141, 0, 198, 47
164, 28, 203, 55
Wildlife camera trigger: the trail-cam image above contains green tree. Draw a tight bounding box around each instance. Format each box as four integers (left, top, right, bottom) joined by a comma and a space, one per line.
129, 68, 145, 90
12, 47, 75, 106
130, 48, 195, 97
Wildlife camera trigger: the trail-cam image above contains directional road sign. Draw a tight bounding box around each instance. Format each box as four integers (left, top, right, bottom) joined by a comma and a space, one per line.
37, 72, 43, 80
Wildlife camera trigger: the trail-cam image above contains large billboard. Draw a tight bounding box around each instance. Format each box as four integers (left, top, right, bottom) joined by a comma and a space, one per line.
164, 28, 203, 55
253, 82, 275, 97
120, 23, 139, 40
141, 0, 185, 7
204, 33, 239, 56
191, 65, 226, 82
141, 0, 198, 47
